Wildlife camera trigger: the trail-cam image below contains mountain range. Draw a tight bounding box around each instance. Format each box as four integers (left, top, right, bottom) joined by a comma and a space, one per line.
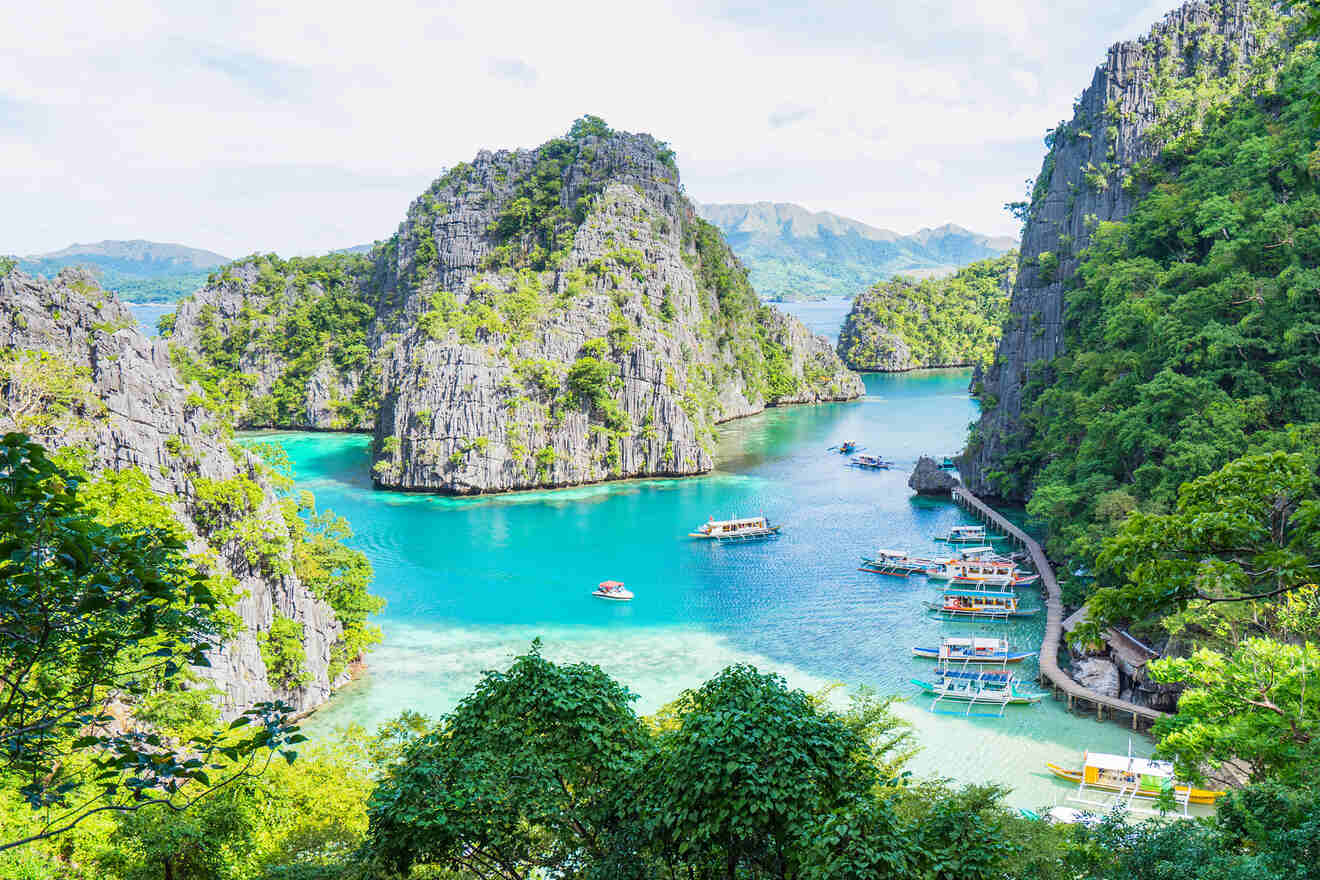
18, 239, 231, 303
696, 202, 1016, 300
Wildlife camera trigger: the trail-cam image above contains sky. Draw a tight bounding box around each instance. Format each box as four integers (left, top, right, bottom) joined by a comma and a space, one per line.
2, 0, 1180, 258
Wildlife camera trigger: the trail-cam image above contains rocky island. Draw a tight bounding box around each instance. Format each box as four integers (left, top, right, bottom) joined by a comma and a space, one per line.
835, 252, 1015, 372
166, 118, 863, 494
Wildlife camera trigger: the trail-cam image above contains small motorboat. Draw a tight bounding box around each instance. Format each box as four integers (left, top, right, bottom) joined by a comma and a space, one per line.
592, 580, 633, 601
829, 441, 860, 454
849, 454, 893, 470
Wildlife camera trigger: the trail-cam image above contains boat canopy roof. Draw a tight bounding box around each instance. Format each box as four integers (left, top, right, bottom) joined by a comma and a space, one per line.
1085, 752, 1175, 776
598, 580, 625, 589
874, 549, 908, 558
958, 546, 997, 556
941, 587, 1017, 599
950, 525, 985, 533
942, 637, 1007, 649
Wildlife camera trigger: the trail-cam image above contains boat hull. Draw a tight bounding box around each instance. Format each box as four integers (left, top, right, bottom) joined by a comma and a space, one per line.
1044, 763, 1224, 805
923, 601, 1038, 618
911, 647, 1034, 663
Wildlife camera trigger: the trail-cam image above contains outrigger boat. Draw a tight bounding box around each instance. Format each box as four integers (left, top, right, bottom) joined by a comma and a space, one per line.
1047, 749, 1225, 812
592, 580, 634, 601
924, 586, 1037, 618
829, 441, 860, 454
935, 524, 1001, 544
858, 550, 936, 577
848, 454, 893, 470
927, 558, 1040, 587
688, 515, 782, 541
911, 636, 1035, 664
911, 668, 1043, 716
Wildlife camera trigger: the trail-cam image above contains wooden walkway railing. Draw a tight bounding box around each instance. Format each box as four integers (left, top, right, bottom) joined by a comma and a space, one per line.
950, 486, 1165, 730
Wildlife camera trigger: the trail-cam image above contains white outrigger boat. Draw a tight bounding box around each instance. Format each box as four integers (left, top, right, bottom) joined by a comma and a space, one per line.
924, 586, 1038, 619
848, 454, 894, 470
688, 515, 781, 541
911, 667, 1043, 716
1047, 748, 1225, 814
926, 556, 1040, 587
858, 549, 937, 577
935, 524, 1002, 544
592, 580, 633, 601
911, 636, 1035, 664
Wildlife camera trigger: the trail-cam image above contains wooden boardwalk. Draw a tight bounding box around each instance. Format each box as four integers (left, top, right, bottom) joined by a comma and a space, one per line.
950, 486, 1165, 729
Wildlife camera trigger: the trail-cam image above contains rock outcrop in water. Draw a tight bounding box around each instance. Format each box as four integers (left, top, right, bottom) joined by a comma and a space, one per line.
960, 0, 1285, 497
0, 268, 347, 718
908, 456, 959, 495
168, 119, 863, 494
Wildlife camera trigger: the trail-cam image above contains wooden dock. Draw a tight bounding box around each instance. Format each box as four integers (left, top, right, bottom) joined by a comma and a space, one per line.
950, 486, 1165, 730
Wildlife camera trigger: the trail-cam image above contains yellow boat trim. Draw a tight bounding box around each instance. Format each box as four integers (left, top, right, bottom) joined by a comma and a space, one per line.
1045, 763, 1225, 805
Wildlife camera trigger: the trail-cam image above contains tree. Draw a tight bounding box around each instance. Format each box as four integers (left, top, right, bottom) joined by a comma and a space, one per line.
1147, 637, 1319, 783
0, 433, 302, 852
644, 665, 874, 880
364, 643, 650, 878
1079, 452, 1320, 641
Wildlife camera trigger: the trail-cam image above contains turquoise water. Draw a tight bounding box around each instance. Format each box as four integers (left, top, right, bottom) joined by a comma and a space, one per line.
266, 369, 1148, 810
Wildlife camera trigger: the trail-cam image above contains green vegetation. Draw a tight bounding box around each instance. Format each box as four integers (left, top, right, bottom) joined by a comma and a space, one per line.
0, 433, 303, 852
170, 253, 378, 429
997, 52, 1320, 576
837, 253, 1016, 370
980, 27, 1320, 812
258, 613, 311, 689
698, 204, 1015, 301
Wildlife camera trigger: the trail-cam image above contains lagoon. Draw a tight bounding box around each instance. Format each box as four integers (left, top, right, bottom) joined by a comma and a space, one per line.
271, 369, 1143, 809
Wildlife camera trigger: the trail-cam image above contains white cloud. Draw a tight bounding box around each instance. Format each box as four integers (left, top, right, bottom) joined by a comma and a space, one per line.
0, 0, 1175, 256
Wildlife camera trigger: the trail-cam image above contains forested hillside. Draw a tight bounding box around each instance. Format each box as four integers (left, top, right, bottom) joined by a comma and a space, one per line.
697, 202, 1015, 300
18, 240, 230, 303
836, 252, 1015, 371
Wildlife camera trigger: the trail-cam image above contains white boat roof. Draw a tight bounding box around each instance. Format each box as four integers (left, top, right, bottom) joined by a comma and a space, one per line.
950, 525, 985, 532
960, 546, 997, 555
941, 637, 1006, 649
1085, 752, 1175, 776
875, 549, 909, 557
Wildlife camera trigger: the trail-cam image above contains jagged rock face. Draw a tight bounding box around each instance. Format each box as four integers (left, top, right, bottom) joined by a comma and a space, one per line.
0, 269, 345, 718
1072, 656, 1120, 698
961, 0, 1280, 497
168, 125, 863, 495
908, 456, 959, 495
838, 312, 913, 372
374, 180, 861, 493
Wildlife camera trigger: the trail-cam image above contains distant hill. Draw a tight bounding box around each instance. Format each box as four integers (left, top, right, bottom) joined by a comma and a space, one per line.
331, 243, 376, 255
697, 202, 1016, 300
19, 239, 230, 303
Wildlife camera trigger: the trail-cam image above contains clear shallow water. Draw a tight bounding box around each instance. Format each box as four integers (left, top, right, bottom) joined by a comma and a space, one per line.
265, 370, 1146, 810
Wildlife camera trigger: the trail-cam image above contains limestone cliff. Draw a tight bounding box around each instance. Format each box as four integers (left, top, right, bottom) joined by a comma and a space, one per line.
961, 0, 1286, 497
168, 120, 863, 494
0, 268, 347, 718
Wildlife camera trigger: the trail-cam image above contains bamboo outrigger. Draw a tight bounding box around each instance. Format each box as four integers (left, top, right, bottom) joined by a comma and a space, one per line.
911, 667, 1043, 716
858, 550, 936, 577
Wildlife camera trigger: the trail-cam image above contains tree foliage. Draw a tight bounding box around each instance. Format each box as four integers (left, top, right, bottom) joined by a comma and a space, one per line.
0, 433, 302, 851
